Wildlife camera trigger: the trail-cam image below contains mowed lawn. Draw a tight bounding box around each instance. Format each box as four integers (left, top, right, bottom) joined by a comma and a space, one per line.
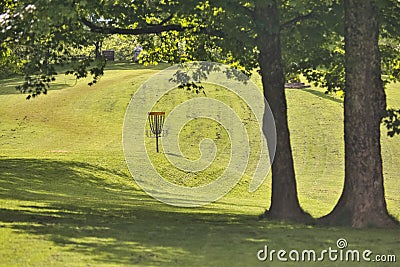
0, 63, 399, 267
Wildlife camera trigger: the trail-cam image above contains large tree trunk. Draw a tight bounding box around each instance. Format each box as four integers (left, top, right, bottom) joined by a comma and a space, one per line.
254, 1, 311, 222
320, 0, 397, 228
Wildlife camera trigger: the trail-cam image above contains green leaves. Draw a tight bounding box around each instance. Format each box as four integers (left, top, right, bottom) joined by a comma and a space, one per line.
16, 74, 57, 100
177, 82, 205, 94
384, 108, 400, 137
1, 0, 399, 104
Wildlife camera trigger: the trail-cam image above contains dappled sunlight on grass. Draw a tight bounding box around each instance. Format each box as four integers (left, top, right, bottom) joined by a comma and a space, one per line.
0, 156, 398, 266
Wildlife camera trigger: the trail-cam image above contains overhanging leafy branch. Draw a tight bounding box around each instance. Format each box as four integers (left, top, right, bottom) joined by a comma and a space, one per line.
80, 17, 186, 35
384, 108, 400, 137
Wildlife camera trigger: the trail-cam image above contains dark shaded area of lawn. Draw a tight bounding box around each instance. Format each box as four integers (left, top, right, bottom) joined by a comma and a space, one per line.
302, 89, 343, 104
0, 158, 398, 266
0, 158, 271, 266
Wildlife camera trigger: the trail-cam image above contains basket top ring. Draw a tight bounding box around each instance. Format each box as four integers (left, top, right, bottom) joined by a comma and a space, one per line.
148, 111, 165, 116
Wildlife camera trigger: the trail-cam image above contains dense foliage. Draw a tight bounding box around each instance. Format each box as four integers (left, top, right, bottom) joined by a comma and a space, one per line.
1, 0, 399, 95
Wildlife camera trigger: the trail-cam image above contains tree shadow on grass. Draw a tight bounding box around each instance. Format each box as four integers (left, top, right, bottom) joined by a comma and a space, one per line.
0, 63, 166, 96
302, 89, 344, 104
0, 158, 268, 266
0, 77, 75, 96
104, 62, 169, 71
0, 158, 399, 266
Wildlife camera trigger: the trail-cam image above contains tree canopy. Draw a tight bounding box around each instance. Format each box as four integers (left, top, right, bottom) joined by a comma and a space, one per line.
1, 0, 399, 96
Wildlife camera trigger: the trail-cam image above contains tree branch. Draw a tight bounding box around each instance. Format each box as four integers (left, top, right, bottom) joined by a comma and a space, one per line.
281, 12, 315, 29
158, 14, 174, 26
236, 3, 254, 20
80, 17, 225, 38
80, 17, 185, 35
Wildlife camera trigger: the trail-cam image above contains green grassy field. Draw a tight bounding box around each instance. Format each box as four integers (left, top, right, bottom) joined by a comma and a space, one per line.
0, 63, 399, 266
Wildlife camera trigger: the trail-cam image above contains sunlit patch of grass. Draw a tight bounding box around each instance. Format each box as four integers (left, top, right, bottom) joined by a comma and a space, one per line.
144, 84, 262, 188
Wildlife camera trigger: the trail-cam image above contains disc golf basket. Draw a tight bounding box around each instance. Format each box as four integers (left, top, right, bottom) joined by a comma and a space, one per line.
146, 111, 167, 153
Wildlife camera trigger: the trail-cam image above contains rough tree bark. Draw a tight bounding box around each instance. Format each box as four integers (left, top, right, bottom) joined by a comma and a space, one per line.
320, 0, 397, 228
254, 0, 311, 222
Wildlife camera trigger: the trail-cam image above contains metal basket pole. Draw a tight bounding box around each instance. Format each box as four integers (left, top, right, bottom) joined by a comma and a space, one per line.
148, 112, 165, 153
